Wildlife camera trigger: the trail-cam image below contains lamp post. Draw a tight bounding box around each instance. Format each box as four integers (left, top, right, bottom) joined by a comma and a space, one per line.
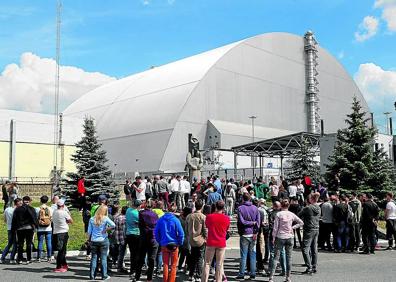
248, 115, 257, 176
384, 112, 392, 135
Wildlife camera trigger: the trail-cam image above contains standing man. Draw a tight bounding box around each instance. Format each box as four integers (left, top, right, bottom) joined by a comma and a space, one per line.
384, 192, 396, 250
36, 195, 53, 262
52, 199, 73, 272
172, 175, 184, 211
181, 176, 191, 209
134, 199, 159, 282
186, 199, 207, 281
156, 176, 170, 209
202, 200, 230, 282
287, 180, 298, 199
154, 206, 184, 282
319, 196, 334, 251
2, 181, 9, 211
1, 198, 21, 264
298, 192, 320, 275
224, 183, 236, 216
206, 184, 222, 206
134, 176, 146, 203
348, 192, 362, 251
125, 199, 142, 278
12, 196, 38, 264
77, 176, 86, 211
360, 194, 379, 254
124, 179, 133, 203
236, 193, 260, 280
333, 195, 350, 252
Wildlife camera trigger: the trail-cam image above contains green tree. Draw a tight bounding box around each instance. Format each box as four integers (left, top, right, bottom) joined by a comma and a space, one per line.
287, 137, 320, 183
62, 117, 119, 207
325, 97, 377, 193
369, 147, 396, 196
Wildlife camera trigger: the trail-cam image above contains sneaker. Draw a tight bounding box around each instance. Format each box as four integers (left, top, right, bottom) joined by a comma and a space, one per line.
250, 275, 256, 280
36, 258, 41, 263
10, 260, 16, 264
0, 260, 5, 264
285, 277, 292, 282
54, 268, 66, 273
26, 260, 32, 265
47, 257, 53, 263
16, 260, 22, 265
62, 264, 69, 270
385, 246, 393, 251
103, 276, 111, 280
302, 269, 312, 275
189, 277, 194, 281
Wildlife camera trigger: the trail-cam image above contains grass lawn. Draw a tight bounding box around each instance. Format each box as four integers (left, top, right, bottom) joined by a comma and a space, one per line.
0, 200, 129, 251
0, 202, 86, 251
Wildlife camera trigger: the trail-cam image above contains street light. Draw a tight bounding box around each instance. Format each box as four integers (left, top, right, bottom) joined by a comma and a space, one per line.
248, 115, 257, 172
248, 115, 257, 142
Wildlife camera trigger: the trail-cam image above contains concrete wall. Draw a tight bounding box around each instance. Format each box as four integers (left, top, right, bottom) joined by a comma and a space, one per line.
0, 141, 77, 179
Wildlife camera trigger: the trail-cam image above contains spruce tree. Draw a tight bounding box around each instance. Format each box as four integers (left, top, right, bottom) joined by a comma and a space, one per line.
325, 97, 376, 193
62, 117, 119, 207
369, 147, 396, 196
287, 137, 320, 183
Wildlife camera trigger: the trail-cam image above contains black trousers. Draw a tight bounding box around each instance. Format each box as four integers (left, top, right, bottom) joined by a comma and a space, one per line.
178, 245, 190, 270
361, 223, 376, 252
55, 232, 69, 269
126, 234, 141, 275
319, 222, 334, 249
17, 229, 34, 262
349, 223, 361, 250
189, 245, 205, 278
135, 239, 158, 281
263, 230, 270, 262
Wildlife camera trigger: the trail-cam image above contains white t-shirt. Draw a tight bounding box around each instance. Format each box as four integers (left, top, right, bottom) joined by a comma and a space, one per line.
297, 184, 304, 194
4, 207, 15, 231
288, 185, 297, 197
169, 179, 180, 193
35, 205, 53, 232
52, 209, 71, 234
181, 180, 191, 194
136, 182, 146, 201
386, 201, 396, 220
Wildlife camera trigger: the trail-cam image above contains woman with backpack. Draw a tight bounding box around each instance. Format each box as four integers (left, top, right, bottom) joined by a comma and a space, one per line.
88, 205, 115, 280
36, 195, 53, 262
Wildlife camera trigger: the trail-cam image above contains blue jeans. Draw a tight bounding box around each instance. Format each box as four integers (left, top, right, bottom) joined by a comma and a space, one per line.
337, 221, 349, 250
269, 238, 293, 278
1, 230, 17, 261
239, 236, 257, 276
37, 231, 52, 259
269, 236, 286, 273
90, 240, 110, 279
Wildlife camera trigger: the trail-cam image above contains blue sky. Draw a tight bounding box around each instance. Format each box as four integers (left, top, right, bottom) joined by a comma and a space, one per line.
0, 0, 395, 131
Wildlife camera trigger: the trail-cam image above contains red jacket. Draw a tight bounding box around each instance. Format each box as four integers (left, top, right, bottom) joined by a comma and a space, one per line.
77, 178, 86, 195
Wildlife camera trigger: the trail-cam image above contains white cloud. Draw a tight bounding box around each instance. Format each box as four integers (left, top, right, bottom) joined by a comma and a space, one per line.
354, 16, 379, 42
142, 0, 150, 5
0, 52, 115, 113
354, 63, 396, 103
375, 0, 396, 32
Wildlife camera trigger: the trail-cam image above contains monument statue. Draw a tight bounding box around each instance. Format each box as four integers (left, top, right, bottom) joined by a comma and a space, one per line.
186, 134, 203, 181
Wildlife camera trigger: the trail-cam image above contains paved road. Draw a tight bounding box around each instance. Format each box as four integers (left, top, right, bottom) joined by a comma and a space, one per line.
1, 248, 396, 281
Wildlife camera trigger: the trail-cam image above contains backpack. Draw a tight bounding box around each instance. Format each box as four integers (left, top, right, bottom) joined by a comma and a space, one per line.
38, 207, 51, 227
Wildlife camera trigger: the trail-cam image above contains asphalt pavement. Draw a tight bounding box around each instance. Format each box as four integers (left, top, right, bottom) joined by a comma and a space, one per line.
1, 247, 396, 282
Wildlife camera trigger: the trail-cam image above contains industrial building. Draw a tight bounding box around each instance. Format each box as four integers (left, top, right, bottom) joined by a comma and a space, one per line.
1, 31, 392, 180
64, 31, 376, 175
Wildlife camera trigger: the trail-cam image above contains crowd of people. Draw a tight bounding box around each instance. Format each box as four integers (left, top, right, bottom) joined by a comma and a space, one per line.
1, 174, 396, 282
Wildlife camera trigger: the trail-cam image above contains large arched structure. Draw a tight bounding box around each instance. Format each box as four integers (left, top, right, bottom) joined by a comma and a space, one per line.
64, 32, 369, 173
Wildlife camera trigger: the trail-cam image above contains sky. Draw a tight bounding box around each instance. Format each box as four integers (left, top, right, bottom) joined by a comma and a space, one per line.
0, 0, 395, 132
